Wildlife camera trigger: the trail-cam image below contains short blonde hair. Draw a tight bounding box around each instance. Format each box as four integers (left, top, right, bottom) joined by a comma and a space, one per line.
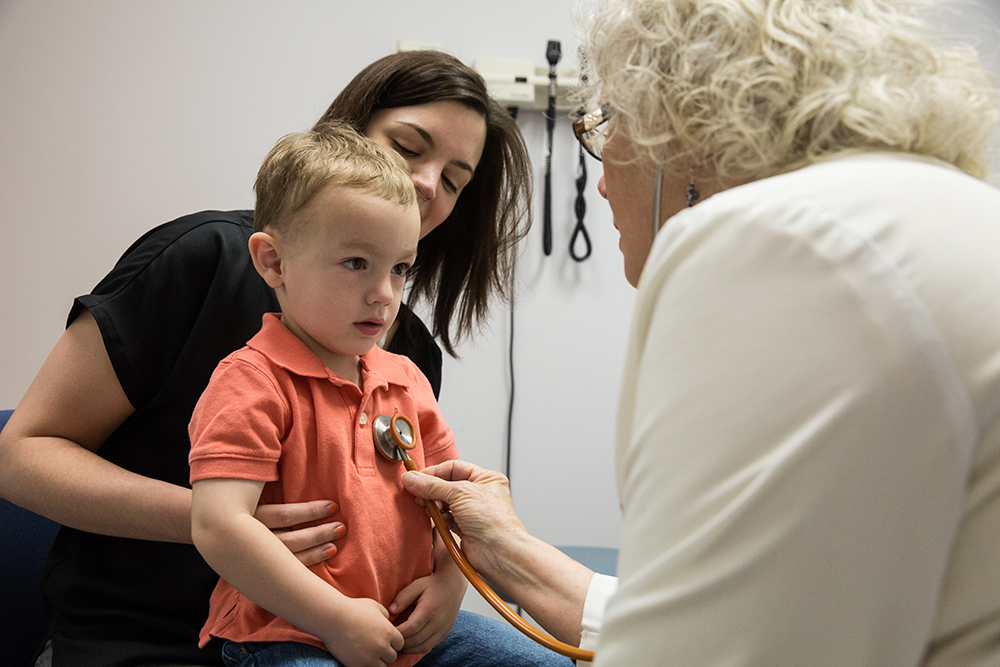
254, 121, 417, 237
580, 0, 999, 182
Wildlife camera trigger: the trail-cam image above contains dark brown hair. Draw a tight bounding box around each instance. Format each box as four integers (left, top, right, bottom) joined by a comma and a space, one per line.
315, 51, 532, 356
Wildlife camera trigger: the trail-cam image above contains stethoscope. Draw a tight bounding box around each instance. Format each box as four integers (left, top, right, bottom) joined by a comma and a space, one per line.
372, 414, 595, 663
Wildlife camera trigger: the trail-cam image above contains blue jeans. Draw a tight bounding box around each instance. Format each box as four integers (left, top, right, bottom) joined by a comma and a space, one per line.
219, 610, 573, 666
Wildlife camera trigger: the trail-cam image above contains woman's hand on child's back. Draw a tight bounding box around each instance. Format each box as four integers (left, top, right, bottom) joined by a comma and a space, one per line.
254, 499, 346, 566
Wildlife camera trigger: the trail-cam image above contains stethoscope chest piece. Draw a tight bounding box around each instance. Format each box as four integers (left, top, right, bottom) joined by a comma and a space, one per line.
373, 414, 416, 461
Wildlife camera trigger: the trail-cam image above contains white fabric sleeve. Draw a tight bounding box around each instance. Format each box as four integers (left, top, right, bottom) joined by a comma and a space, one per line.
579, 572, 618, 658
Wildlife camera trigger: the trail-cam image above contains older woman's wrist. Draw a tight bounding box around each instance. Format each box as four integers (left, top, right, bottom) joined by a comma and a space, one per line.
480, 523, 535, 585
488, 527, 572, 597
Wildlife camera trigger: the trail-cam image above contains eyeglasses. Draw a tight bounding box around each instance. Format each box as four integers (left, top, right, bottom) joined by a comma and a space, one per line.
572, 103, 613, 161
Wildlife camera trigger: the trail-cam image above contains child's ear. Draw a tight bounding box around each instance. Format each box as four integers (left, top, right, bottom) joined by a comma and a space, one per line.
248, 231, 285, 289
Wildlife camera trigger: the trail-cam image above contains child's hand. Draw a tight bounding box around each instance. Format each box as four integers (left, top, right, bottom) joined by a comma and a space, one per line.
388, 559, 467, 654
320, 597, 404, 667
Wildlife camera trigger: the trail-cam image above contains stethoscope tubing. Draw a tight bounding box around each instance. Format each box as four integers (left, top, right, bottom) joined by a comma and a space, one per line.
375, 414, 595, 662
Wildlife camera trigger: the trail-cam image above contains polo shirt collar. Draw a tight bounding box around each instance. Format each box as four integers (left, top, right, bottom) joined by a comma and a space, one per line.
248, 313, 414, 390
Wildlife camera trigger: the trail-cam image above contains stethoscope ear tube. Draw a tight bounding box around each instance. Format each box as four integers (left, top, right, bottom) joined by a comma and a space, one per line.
373, 414, 595, 662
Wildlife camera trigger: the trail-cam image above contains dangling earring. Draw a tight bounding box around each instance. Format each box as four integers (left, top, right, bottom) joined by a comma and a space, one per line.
686, 168, 700, 207
651, 164, 663, 240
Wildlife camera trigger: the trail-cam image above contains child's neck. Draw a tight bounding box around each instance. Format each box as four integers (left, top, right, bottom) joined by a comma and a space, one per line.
278, 314, 363, 388
322, 354, 363, 389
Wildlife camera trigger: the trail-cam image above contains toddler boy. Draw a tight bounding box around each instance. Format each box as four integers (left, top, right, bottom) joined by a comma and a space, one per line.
188, 122, 465, 667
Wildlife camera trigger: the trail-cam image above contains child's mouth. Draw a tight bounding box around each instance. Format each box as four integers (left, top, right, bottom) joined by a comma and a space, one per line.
354, 320, 383, 337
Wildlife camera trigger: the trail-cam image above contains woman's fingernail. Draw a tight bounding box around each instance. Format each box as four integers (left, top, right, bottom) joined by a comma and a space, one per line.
326, 502, 338, 516
335, 524, 347, 538
324, 545, 337, 558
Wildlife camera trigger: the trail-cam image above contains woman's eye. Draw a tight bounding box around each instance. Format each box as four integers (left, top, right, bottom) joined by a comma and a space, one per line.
442, 175, 458, 194
343, 258, 366, 270
392, 141, 418, 158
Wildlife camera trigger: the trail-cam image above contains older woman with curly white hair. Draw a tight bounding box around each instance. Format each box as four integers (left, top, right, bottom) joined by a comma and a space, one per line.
402, 0, 1000, 665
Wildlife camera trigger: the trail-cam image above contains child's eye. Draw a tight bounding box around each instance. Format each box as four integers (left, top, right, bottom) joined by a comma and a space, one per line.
391, 262, 410, 276
343, 258, 366, 270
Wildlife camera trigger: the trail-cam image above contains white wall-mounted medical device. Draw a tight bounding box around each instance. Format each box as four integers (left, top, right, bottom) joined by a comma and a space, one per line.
396, 42, 581, 112
473, 58, 580, 111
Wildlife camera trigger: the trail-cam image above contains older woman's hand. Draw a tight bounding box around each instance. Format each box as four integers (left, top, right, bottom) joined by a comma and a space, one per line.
401, 460, 526, 579
403, 459, 596, 645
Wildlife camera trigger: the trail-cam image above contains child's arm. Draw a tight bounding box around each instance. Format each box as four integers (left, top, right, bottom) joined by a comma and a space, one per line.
389, 524, 468, 654
192, 478, 404, 667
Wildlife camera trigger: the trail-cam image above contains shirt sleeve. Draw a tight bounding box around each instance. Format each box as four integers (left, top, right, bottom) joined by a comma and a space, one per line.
580, 573, 618, 658
189, 353, 288, 484
71, 211, 268, 409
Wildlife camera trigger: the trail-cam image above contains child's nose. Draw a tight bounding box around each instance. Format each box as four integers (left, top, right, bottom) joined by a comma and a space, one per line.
368, 273, 394, 305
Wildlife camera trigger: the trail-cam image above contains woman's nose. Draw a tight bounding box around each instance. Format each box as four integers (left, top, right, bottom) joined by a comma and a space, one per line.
597, 174, 608, 199
411, 167, 437, 202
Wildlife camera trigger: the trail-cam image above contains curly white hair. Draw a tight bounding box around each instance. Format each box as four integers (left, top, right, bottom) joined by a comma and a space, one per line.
579, 0, 999, 183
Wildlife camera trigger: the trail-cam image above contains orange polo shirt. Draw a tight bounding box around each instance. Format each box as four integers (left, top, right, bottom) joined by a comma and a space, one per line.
189, 314, 457, 666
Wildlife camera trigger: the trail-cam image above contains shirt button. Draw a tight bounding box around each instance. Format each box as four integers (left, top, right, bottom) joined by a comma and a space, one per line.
359, 413, 368, 425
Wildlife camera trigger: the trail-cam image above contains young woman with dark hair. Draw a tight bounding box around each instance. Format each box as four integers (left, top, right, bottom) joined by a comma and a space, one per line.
0, 51, 554, 667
